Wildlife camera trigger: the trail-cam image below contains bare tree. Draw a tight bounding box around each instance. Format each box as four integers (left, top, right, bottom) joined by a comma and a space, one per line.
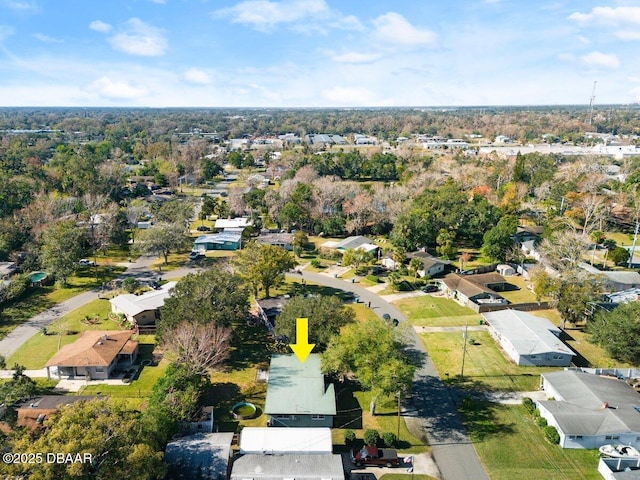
538, 229, 590, 272
162, 321, 232, 375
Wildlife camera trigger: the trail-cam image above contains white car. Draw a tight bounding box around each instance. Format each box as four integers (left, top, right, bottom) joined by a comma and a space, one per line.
79, 259, 95, 267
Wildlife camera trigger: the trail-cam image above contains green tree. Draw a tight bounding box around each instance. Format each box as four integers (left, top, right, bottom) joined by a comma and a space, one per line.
8, 399, 166, 480
275, 295, 355, 351
341, 248, 373, 272
436, 229, 457, 259
608, 246, 630, 266
588, 302, 640, 364
233, 243, 296, 298
292, 230, 309, 257
158, 269, 249, 339
408, 257, 423, 280
135, 222, 190, 264
481, 215, 517, 262
40, 219, 86, 286
322, 317, 414, 414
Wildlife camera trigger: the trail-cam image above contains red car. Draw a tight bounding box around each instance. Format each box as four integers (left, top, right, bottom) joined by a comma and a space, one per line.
350, 446, 400, 467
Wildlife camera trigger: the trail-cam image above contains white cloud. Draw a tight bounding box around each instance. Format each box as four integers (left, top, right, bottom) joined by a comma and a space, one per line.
372, 12, 436, 47
581, 51, 620, 69
2, 1, 39, 13
213, 0, 333, 32
89, 20, 113, 33
87, 76, 149, 100
330, 51, 380, 64
183, 68, 212, 85
569, 6, 640, 26
108, 18, 167, 56
32, 33, 63, 43
616, 30, 640, 40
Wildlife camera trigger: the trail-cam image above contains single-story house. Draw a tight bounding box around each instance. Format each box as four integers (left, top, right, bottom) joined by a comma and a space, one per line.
239, 427, 332, 455
406, 250, 451, 278
256, 232, 294, 251
579, 263, 640, 292
230, 454, 344, 480
15, 395, 99, 430
109, 281, 176, 327
264, 354, 336, 428
213, 217, 252, 233
441, 272, 510, 308
194, 232, 242, 251
598, 456, 640, 479
482, 310, 575, 366
165, 432, 234, 480
321, 236, 379, 256
513, 226, 543, 245
538, 370, 640, 449
45, 331, 138, 380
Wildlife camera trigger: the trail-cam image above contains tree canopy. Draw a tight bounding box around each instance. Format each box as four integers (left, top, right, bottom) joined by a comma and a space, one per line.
274, 295, 355, 351
233, 243, 296, 298
588, 302, 640, 364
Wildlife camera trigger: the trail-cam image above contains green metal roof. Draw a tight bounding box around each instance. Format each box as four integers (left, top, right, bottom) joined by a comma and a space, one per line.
264, 354, 336, 416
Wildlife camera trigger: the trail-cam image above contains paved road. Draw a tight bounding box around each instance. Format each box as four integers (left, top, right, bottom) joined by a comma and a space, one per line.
287, 271, 490, 480
0, 255, 200, 358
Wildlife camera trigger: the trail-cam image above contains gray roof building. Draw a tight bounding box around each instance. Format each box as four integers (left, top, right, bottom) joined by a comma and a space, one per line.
165, 432, 234, 480
230, 454, 344, 480
482, 310, 574, 366
538, 370, 640, 449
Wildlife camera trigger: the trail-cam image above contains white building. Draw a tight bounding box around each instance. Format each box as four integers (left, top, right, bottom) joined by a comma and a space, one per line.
239, 427, 332, 455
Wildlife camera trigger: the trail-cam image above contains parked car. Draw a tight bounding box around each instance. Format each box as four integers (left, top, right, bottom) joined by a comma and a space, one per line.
189, 251, 204, 260
421, 284, 439, 293
196, 225, 211, 231
78, 259, 95, 267
350, 446, 400, 467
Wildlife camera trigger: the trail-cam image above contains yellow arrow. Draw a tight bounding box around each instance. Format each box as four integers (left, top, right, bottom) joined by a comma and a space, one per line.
289, 317, 315, 363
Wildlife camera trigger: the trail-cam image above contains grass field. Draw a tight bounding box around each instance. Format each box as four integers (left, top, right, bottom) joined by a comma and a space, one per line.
419, 331, 556, 391
393, 295, 480, 326
6, 299, 118, 369
461, 401, 600, 480
0, 266, 125, 340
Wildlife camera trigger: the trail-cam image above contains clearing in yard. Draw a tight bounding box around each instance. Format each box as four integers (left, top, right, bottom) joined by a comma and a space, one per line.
419, 331, 556, 391
460, 400, 600, 480
393, 295, 480, 327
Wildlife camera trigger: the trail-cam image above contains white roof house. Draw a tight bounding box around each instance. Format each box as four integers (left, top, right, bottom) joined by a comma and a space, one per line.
165, 432, 233, 480
239, 427, 332, 455
538, 370, 640, 449
109, 281, 176, 325
214, 217, 252, 230
482, 310, 574, 366
321, 236, 379, 255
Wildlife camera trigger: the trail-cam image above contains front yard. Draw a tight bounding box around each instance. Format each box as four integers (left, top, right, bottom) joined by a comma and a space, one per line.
393, 295, 480, 326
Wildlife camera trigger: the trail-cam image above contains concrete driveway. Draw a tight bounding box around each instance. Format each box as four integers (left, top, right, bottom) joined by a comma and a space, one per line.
340, 452, 440, 479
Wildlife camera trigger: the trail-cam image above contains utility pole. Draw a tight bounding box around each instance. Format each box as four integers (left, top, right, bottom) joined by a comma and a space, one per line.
587, 80, 597, 126
460, 324, 469, 379
628, 222, 639, 268
396, 390, 401, 439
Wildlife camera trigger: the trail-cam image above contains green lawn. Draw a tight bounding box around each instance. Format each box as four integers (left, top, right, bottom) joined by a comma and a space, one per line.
348, 303, 379, 323
499, 276, 542, 304
461, 401, 600, 480
419, 331, 556, 391
393, 295, 480, 326
6, 299, 118, 369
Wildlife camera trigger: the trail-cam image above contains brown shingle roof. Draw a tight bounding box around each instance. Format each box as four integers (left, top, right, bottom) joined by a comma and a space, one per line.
442, 273, 507, 298
45, 331, 136, 367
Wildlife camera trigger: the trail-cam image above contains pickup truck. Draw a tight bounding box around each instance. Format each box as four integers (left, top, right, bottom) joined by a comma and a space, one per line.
350, 446, 400, 467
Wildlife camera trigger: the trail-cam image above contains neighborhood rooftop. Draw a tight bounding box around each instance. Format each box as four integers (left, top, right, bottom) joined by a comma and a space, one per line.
230, 453, 344, 480
264, 354, 336, 416
45, 331, 136, 368
108, 281, 176, 319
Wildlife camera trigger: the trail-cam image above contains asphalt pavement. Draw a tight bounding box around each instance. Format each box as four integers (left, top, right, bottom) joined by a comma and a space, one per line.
286, 270, 490, 480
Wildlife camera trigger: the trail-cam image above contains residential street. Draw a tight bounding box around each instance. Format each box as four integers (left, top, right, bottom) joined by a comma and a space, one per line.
286, 270, 490, 480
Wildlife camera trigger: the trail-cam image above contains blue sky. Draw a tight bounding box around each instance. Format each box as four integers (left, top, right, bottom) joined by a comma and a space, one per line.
0, 0, 639, 107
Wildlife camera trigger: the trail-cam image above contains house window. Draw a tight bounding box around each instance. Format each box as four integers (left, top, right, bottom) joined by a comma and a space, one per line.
606, 435, 620, 440
552, 355, 563, 360
311, 415, 325, 421
569, 435, 583, 439
95, 367, 104, 373
530, 355, 537, 359
274, 415, 292, 420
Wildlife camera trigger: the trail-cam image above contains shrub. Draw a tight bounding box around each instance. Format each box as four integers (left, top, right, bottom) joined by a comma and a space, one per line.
344, 429, 356, 446
522, 397, 536, 415
0, 355, 5, 369
310, 259, 323, 268
365, 274, 380, 284
544, 425, 560, 444
363, 429, 380, 446
122, 277, 140, 293
382, 432, 397, 447
537, 417, 548, 428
